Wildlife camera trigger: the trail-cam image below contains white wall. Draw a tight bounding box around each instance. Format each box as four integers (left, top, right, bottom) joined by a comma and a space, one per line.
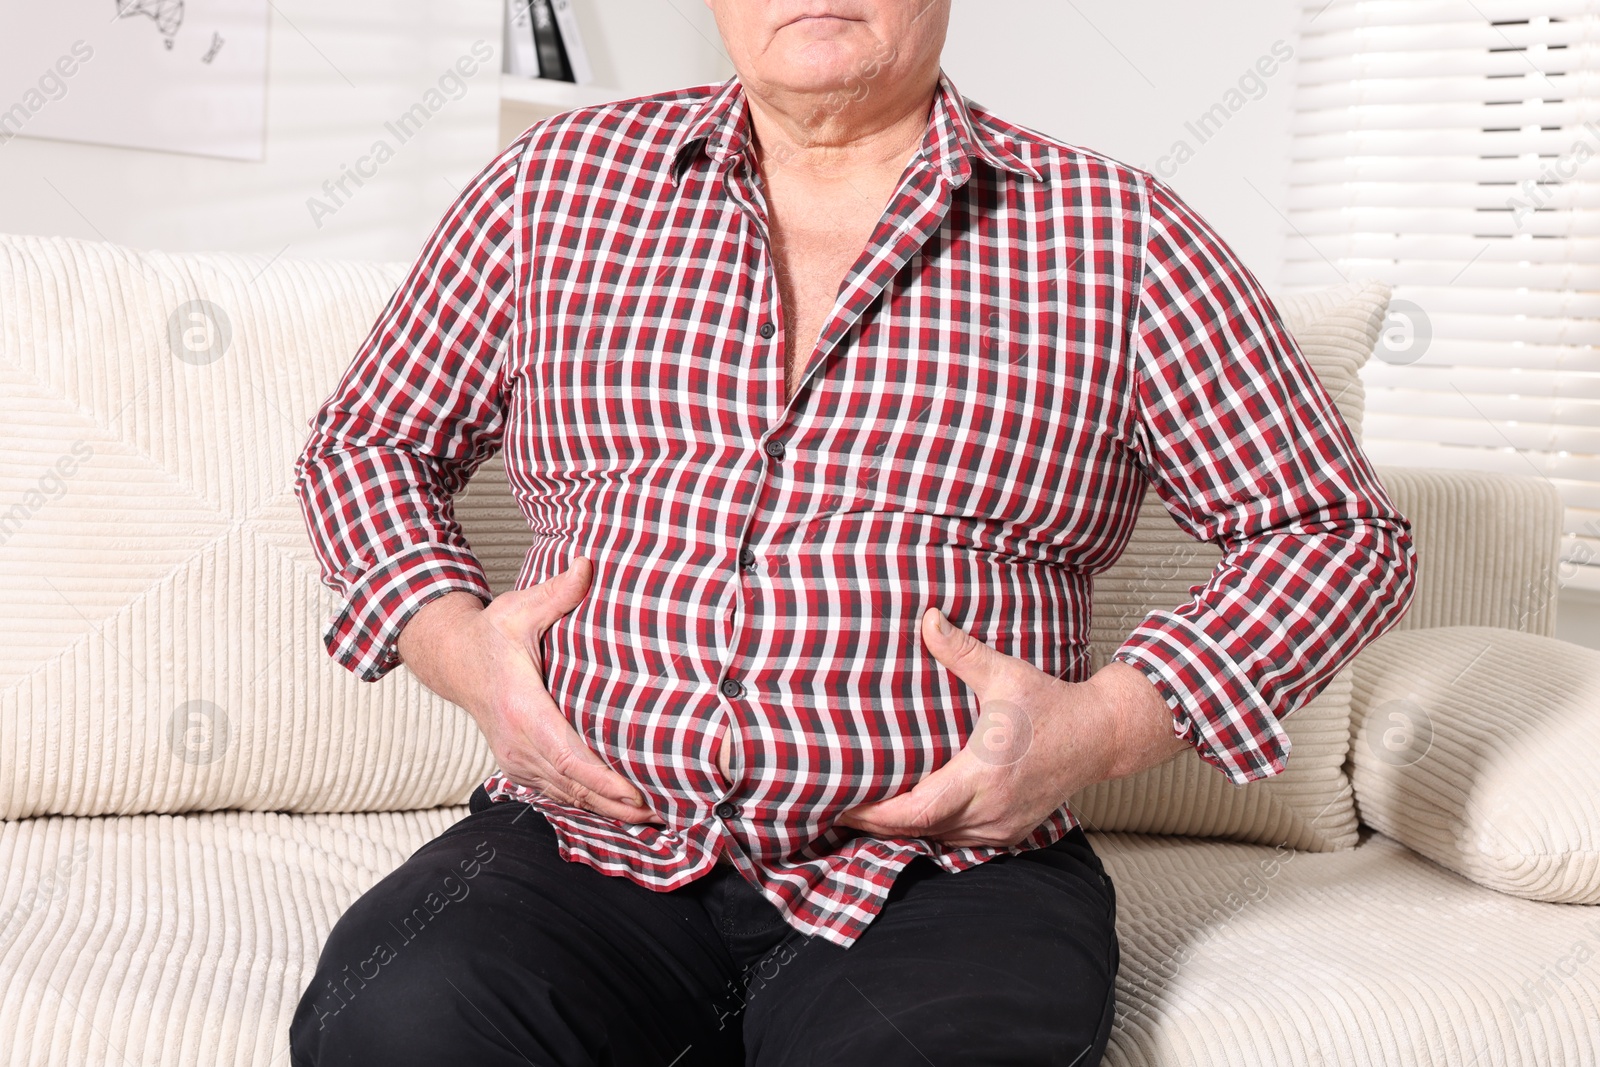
567, 0, 733, 96
0, 0, 503, 263
943, 0, 1300, 291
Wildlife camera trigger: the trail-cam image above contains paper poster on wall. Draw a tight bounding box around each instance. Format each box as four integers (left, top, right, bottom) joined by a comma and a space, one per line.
0, 0, 269, 161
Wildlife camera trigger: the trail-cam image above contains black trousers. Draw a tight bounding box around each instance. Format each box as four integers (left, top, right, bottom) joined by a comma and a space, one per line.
290, 785, 1120, 1066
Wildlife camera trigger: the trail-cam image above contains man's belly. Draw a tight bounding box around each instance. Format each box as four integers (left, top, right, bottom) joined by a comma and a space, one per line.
713, 723, 733, 863
536, 550, 1092, 846
713, 721, 733, 782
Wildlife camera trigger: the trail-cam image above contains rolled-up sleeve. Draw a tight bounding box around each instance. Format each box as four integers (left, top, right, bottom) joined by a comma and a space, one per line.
292, 138, 526, 682
1110, 174, 1418, 785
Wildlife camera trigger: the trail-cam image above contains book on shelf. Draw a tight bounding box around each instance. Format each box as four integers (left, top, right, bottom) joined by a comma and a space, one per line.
549, 0, 594, 85
529, 0, 573, 82
504, 0, 596, 85
503, 0, 539, 78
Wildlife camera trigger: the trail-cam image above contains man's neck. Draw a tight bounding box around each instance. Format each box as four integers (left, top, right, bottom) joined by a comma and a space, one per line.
742, 70, 941, 189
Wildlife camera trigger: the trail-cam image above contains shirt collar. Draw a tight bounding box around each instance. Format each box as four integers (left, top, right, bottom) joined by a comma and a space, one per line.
667, 70, 1044, 186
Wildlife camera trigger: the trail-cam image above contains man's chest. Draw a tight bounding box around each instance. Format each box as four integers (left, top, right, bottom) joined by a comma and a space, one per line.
768, 214, 882, 402
503, 177, 1143, 544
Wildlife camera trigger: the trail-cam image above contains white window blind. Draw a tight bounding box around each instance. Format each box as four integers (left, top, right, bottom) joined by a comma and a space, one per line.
1285, 0, 1600, 585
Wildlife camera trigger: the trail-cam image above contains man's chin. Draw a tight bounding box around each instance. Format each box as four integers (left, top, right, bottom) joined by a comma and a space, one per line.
760, 40, 883, 86
752, 59, 883, 102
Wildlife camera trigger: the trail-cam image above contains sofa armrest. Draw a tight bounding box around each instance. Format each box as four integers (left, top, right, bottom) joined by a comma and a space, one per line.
1375, 466, 1564, 636
1349, 625, 1600, 904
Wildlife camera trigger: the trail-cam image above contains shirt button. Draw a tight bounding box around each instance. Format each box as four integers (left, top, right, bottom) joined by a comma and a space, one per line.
715, 802, 737, 819
739, 546, 756, 570
758, 321, 776, 339
719, 677, 745, 699
763, 439, 785, 459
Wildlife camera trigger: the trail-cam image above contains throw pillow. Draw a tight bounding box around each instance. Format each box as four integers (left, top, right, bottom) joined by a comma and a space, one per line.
1349, 625, 1600, 904
1073, 277, 1394, 851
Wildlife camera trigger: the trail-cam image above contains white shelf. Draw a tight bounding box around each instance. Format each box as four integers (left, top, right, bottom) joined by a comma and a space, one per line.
499, 74, 628, 112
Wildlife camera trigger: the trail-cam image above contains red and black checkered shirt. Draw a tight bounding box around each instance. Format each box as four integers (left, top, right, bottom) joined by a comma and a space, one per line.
294, 71, 1416, 948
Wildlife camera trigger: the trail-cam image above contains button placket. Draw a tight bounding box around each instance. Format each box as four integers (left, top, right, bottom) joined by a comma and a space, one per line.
715, 182, 793, 840
714, 444, 772, 816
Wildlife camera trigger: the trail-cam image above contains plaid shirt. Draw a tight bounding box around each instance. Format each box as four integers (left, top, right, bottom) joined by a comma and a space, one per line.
294, 72, 1416, 948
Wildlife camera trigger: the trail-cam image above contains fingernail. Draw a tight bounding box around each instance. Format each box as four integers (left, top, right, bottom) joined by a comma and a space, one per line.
934, 609, 953, 635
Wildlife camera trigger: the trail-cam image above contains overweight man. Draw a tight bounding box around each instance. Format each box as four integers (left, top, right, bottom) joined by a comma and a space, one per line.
289, 2, 1416, 1064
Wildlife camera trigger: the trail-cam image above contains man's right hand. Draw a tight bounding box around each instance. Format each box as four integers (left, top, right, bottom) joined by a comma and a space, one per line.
395, 557, 664, 825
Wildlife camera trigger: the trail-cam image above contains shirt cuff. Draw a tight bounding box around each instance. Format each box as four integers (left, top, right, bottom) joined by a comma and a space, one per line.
1110, 609, 1293, 786
322, 542, 494, 682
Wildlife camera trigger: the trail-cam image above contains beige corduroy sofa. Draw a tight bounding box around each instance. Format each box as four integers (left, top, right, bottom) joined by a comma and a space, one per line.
2, 231, 1598, 1067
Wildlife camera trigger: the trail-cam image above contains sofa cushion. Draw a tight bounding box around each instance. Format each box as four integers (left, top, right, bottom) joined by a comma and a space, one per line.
5, 809, 1597, 1067
1077, 473, 1359, 851
1349, 626, 1600, 904
1094, 830, 1600, 1066
0, 806, 466, 1067
1272, 277, 1391, 441
1070, 661, 1357, 852
0, 233, 528, 818
1077, 279, 1393, 851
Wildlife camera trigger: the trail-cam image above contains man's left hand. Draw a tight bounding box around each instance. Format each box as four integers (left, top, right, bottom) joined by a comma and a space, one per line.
836, 607, 1183, 848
